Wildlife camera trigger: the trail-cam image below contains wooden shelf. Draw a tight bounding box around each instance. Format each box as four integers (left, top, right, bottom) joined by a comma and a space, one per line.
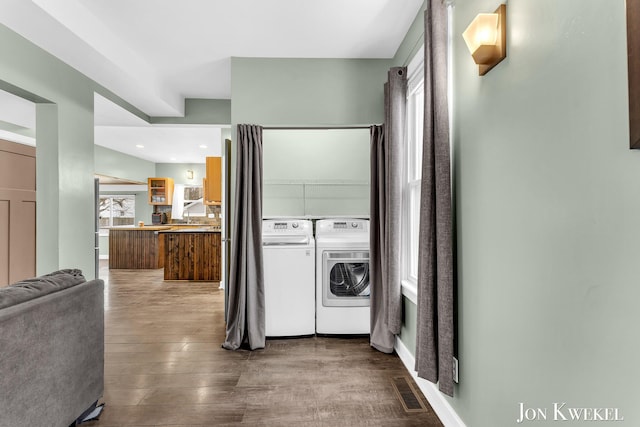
148, 177, 175, 205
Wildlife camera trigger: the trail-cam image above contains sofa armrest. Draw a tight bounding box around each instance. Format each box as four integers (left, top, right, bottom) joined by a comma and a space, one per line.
0, 278, 104, 427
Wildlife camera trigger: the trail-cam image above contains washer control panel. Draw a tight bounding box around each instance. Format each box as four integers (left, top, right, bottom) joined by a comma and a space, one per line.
273, 222, 293, 230
263, 220, 312, 235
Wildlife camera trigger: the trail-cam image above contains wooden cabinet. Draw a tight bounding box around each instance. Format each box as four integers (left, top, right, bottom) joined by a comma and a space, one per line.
203, 156, 222, 205
163, 231, 221, 281
148, 177, 174, 205
109, 227, 169, 269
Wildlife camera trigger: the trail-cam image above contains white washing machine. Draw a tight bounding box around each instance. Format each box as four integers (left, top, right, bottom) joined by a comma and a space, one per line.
315, 218, 370, 334
262, 219, 315, 337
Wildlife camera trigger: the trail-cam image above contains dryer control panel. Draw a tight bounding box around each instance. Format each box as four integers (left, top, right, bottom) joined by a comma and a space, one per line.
315, 219, 369, 236
332, 221, 364, 230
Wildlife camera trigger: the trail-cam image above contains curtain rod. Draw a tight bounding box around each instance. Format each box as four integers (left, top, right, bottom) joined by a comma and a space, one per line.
262, 125, 374, 130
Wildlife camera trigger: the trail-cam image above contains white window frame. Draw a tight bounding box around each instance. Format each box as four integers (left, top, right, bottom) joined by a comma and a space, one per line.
99, 195, 136, 230
401, 48, 425, 305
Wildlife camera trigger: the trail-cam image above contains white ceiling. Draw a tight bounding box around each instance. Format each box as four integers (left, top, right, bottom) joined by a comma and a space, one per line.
93, 94, 223, 163
94, 125, 223, 164
0, 0, 422, 162
0, 91, 224, 164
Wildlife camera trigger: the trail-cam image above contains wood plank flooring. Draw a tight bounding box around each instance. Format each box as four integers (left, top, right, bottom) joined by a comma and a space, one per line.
86, 263, 443, 426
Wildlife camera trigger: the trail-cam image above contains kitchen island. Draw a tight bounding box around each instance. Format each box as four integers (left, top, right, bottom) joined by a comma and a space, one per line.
160, 229, 221, 281
108, 226, 171, 269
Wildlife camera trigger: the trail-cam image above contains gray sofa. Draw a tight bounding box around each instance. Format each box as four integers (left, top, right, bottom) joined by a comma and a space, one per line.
0, 269, 104, 427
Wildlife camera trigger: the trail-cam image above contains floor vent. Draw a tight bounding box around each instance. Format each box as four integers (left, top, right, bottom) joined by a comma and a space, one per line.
391, 377, 428, 413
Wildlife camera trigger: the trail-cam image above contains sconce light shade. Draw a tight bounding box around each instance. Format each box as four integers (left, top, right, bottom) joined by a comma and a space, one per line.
462, 4, 506, 75
186, 170, 194, 180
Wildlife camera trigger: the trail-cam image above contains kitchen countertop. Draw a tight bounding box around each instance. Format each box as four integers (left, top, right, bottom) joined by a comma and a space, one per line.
109, 225, 221, 232
168, 223, 217, 227
159, 227, 220, 233
110, 226, 172, 231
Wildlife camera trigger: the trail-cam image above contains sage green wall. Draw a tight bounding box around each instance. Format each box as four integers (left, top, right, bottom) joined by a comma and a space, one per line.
454, 0, 635, 425
392, 1, 640, 426
399, 297, 417, 356
99, 235, 108, 257
231, 58, 391, 126
156, 163, 206, 186
230, 57, 391, 224
95, 145, 156, 183
35, 104, 60, 275
134, 192, 152, 225
393, 1, 428, 67
0, 22, 99, 278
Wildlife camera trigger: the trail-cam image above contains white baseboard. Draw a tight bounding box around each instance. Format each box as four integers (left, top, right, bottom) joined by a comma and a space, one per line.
99, 255, 108, 260
395, 337, 467, 427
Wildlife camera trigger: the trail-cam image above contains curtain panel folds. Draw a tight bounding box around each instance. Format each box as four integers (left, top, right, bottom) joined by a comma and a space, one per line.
222, 124, 265, 351
370, 67, 407, 353
415, 0, 455, 397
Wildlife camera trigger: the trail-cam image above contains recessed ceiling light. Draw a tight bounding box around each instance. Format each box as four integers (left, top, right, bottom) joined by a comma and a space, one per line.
170, 157, 177, 161
199, 144, 207, 149
135, 144, 144, 148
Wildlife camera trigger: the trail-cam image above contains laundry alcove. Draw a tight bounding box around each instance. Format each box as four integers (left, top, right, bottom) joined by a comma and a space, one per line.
262, 128, 371, 218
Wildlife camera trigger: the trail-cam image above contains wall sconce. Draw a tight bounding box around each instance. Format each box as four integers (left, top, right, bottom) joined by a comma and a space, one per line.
186, 170, 194, 180
462, 4, 506, 76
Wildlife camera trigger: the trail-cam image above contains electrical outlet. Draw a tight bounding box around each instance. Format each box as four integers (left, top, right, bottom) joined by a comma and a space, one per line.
453, 357, 459, 383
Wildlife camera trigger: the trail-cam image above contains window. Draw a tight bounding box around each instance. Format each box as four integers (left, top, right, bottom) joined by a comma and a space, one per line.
99, 195, 135, 228
184, 186, 206, 217
402, 50, 425, 295
401, 9, 452, 301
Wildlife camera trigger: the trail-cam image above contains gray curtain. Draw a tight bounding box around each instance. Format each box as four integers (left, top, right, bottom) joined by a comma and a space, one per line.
370, 67, 407, 353
415, 1, 455, 397
222, 124, 265, 351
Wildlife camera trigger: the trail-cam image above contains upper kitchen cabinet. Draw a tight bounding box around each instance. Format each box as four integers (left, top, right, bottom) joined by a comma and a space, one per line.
203, 156, 222, 205
148, 177, 175, 205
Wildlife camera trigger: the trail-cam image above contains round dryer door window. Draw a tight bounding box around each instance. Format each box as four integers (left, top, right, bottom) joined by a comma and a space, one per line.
322, 251, 370, 307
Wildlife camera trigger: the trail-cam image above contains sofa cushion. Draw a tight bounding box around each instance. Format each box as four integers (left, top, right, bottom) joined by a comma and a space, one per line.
0, 269, 86, 310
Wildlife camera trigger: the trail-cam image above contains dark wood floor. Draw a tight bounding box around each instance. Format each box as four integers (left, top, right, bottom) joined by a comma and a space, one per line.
87, 262, 443, 426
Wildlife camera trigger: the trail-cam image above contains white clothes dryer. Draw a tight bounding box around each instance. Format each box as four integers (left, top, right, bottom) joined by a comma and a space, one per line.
315, 219, 370, 334
262, 219, 315, 337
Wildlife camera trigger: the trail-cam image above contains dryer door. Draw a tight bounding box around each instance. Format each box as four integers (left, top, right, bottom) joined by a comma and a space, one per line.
322, 250, 370, 307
